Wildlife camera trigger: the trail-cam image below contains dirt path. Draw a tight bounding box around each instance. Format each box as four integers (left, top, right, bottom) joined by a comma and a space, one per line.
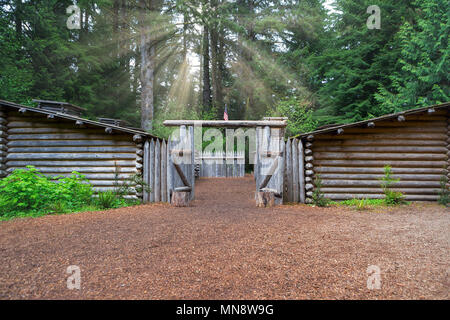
0, 176, 449, 299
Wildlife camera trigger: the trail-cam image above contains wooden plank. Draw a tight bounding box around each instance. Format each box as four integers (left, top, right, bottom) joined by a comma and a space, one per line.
298, 139, 305, 203
285, 139, 292, 202
315, 133, 447, 141
161, 140, 167, 202
313, 160, 448, 168
314, 166, 447, 174
313, 139, 447, 147
6, 153, 136, 160
143, 140, 150, 203
321, 187, 440, 194
167, 136, 173, 202
6, 160, 136, 167
319, 173, 443, 181
7, 140, 135, 147
149, 139, 155, 202
321, 180, 441, 188
189, 125, 195, 200
312, 146, 448, 153
323, 194, 439, 201
7, 146, 136, 153
155, 139, 161, 202
313, 152, 447, 161
7, 133, 132, 141
292, 139, 299, 203
164, 120, 287, 128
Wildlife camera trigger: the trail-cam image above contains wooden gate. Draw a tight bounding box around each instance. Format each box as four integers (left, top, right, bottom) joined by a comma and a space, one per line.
164, 120, 286, 207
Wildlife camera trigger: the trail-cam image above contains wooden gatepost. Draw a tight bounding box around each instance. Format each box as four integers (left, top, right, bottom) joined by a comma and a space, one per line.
163, 120, 287, 207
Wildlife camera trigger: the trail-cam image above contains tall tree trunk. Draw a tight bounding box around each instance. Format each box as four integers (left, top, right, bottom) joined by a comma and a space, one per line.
139, 0, 154, 131
210, 27, 223, 114
202, 25, 212, 111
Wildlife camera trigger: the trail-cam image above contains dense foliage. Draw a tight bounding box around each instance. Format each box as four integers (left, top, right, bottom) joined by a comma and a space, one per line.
0, 166, 93, 218
0, 166, 142, 219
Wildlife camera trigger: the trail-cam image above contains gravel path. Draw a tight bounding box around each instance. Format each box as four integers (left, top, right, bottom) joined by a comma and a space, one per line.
0, 176, 449, 299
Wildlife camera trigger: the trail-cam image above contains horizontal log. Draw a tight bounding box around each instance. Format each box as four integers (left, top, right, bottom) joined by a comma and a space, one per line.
7, 166, 137, 174
341, 127, 447, 134
321, 180, 441, 187
7, 139, 135, 147
319, 173, 443, 181
7, 153, 136, 160
6, 160, 136, 167
38, 173, 135, 180
308, 139, 448, 147
8, 133, 132, 141
7, 146, 137, 153
305, 170, 314, 176
364, 120, 447, 128
313, 145, 448, 153
305, 163, 313, 169
321, 187, 440, 194
7, 127, 109, 134
314, 167, 447, 174
323, 194, 439, 201
316, 133, 447, 141
314, 159, 448, 168
314, 152, 447, 161
7, 121, 79, 128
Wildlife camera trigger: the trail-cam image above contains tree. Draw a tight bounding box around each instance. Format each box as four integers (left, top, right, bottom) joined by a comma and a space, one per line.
311, 0, 417, 124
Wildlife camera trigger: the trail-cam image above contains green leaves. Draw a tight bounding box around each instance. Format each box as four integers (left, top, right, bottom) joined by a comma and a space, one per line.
0, 166, 93, 218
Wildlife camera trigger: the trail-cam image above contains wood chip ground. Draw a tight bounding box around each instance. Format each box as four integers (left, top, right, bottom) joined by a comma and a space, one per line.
0, 176, 449, 299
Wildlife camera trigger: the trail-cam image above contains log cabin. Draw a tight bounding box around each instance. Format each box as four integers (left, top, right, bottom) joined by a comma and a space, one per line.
0, 99, 168, 202
284, 102, 450, 203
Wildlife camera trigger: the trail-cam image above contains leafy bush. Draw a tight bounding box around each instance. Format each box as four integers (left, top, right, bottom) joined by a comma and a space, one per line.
311, 174, 330, 207
437, 175, 449, 206
267, 96, 318, 136
0, 166, 93, 218
380, 165, 405, 206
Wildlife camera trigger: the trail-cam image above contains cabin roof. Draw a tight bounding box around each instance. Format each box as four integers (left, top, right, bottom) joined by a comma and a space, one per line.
0, 99, 162, 140
292, 102, 450, 139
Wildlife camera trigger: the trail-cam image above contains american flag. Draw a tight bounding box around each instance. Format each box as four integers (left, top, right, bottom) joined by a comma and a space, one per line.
223, 105, 228, 121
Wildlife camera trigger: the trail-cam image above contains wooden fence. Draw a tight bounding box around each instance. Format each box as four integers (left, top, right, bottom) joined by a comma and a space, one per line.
195, 151, 245, 178
142, 138, 169, 202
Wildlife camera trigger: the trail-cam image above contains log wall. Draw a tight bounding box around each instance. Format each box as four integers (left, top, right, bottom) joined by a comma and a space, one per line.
4, 110, 152, 199
307, 109, 449, 201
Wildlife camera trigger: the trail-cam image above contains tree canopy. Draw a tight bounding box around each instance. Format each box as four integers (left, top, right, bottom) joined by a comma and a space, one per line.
0, 0, 448, 136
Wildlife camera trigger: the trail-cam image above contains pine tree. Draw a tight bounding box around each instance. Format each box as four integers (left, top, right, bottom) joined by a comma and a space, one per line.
376, 0, 449, 112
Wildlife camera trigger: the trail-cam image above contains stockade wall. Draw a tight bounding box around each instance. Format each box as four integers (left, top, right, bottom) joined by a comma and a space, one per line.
0, 107, 168, 202
196, 151, 245, 178
284, 108, 449, 203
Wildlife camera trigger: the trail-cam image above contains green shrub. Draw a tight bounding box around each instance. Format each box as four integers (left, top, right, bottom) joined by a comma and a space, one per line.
437, 175, 449, 206
311, 174, 330, 207
380, 165, 405, 206
97, 191, 117, 209
0, 166, 93, 218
